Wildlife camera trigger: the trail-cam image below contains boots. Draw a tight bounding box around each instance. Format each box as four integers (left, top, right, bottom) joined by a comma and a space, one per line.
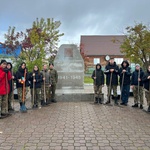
46, 99, 51, 105
41, 99, 50, 107
114, 97, 118, 105
94, 97, 98, 104
32, 104, 37, 109
105, 95, 111, 104
98, 98, 102, 104
0, 113, 11, 119
120, 102, 125, 105
8, 100, 14, 112
20, 102, 27, 112
8, 107, 14, 112
41, 100, 44, 106
51, 99, 57, 103
100, 94, 104, 104
132, 103, 138, 107
105, 99, 110, 104
148, 106, 150, 112
41, 100, 47, 106
22, 102, 27, 112
20, 102, 23, 111
140, 104, 143, 109
95, 97, 102, 104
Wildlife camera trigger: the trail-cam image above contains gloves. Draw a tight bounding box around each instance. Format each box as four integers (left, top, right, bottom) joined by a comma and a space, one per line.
3, 68, 9, 73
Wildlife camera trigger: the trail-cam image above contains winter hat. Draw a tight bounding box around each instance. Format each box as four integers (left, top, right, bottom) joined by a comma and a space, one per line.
0, 59, 7, 65
135, 64, 140, 67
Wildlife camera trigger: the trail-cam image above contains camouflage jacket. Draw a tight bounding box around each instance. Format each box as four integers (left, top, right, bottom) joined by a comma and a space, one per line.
49, 69, 58, 85
41, 69, 51, 85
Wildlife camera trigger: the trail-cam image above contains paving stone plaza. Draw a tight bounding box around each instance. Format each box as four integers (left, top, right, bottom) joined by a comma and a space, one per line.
0, 85, 150, 150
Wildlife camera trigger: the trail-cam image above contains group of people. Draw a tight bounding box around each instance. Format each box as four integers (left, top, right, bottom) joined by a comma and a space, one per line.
92, 58, 150, 112
0, 59, 58, 119
0, 57, 150, 119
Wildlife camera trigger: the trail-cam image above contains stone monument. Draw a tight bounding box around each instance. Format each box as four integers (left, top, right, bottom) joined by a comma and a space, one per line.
54, 44, 84, 89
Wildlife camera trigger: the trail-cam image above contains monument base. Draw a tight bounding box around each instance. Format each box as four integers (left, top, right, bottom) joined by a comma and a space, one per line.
55, 85, 126, 102
56, 84, 94, 101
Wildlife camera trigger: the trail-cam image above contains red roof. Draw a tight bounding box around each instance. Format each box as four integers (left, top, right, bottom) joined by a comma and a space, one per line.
80, 35, 125, 56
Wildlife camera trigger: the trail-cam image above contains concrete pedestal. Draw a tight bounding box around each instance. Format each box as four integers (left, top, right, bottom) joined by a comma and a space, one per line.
56, 84, 94, 101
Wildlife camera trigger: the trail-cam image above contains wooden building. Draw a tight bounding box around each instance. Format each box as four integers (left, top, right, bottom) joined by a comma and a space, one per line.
80, 35, 126, 72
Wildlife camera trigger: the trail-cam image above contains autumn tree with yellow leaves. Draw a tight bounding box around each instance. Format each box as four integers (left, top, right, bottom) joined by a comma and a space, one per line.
2, 18, 64, 71
121, 23, 150, 69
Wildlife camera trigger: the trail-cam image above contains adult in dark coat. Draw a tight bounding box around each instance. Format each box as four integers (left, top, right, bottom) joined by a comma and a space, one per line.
15, 62, 30, 112
119, 60, 131, 106
131, 64, 144, 109
91, 63, 104, 104
104, 58, 119, 104
29, 65, 43, 109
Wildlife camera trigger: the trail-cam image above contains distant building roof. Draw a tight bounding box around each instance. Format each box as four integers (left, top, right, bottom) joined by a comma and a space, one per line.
80, 35, 125, 56
0, 44, 21, 57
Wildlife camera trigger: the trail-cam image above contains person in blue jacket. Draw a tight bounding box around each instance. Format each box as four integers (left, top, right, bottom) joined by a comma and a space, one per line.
119, 60, 131, 106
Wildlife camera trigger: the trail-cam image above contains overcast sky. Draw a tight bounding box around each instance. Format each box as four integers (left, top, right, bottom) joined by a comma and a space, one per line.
0, 0, 150, 46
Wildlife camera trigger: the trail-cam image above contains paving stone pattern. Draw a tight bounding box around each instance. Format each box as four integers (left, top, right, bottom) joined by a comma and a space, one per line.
0, 100, 150, 150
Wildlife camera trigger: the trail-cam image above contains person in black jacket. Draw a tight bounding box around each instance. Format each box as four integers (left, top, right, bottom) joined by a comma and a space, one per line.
91, 63, 104, 104
15, 62, 30, 112
7, 62, 15, 111
142, 65, 150, 112
131, 64, 144, 109
104, 58, 119, 105
119, 60, 131, 106
29, 65, 43, 109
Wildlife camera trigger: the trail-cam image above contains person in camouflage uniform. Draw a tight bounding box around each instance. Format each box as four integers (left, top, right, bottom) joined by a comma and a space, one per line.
0, 60, 12, 119
15, 62, 30, 112
29, 65, 43, 109
142, 65, 150, 112
131, 64, 144, 109
91, 63, 104, 104
41, 64, 51, 106
7, 62, 15, 112
49, 63, 58, 103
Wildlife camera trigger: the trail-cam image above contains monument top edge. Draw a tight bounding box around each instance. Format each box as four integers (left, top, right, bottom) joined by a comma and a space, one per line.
59, 44, 78, 47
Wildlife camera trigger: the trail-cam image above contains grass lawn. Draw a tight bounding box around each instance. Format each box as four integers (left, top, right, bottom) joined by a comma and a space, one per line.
84, 76, 93, 84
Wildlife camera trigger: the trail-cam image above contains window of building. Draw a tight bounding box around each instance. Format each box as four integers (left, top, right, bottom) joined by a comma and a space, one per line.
114, 58, 123, 64
93, 58, 100, 64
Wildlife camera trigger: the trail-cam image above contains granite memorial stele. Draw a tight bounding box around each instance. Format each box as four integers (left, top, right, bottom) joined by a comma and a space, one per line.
54, 44, 84, 89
